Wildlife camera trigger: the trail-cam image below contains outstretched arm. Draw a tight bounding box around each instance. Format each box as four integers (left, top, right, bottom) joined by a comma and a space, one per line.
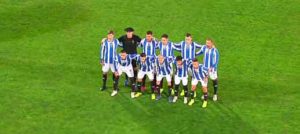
172, 42, 182, 51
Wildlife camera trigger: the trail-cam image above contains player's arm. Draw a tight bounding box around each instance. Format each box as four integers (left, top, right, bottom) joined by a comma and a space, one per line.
194, 42, 203, 49
172, 42, 182, 51
113, 56, 119, 73
134, 35, 142, 47
118, 36, 124, 47
211, 49, 220, 70
100, 42, 106, 64
195, 46, 205, 56
128, 54, 138, 60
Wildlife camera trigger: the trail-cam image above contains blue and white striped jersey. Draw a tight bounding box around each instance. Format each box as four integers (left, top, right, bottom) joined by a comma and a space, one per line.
115, 54, 137, 67
173, 41, 202, 60
157, 41, 175, 59
156, 57, 173, 75
100, 39, 120, 64
196, 45, 219, 71
137, 56, 156, 72
140, 38, 158, 56
191, 64, 208, 81
174, 60, 192, 77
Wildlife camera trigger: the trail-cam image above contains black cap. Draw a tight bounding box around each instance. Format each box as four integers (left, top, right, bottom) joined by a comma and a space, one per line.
125, 27, 134, 32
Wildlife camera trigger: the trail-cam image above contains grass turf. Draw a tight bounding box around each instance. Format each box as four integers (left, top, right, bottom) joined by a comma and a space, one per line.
0, 0, 299, 133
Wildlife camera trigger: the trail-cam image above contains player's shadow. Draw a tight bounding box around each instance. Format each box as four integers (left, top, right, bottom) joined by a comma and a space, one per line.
108, 78, 258, 134
0, 1, 89, 42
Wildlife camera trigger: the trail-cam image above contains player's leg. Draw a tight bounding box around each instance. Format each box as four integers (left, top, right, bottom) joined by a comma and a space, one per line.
152, 73, 157, 94
136, 71, 145, 97
166, 75, 173, 102
201, 78, 208, 108
141, 76, 146, 91
173, 75, 180, 103
147, 72, 155, 100
132, 59, 138, 82
210, 71, 218, 101
125, 66, 136, 98
159, 78, 164, 93
111, 72, 119, 96
188, 79, 198, 106
100, 63, 110, 91
182, 77, 189, 104
110, 64, 119, 96
156, 75, 163, 100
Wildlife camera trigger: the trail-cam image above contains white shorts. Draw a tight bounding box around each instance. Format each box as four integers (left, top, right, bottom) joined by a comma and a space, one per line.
174, 75, 188, 86
191, 79, 207, 87
157, 74, 171, 82
137, 71, 154, 81
118, 65, 134, 78
102, 63, 116, 73
208, 71, 218, 80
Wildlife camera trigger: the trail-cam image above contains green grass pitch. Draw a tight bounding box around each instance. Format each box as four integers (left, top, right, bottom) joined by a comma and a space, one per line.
0, 0, 299, 133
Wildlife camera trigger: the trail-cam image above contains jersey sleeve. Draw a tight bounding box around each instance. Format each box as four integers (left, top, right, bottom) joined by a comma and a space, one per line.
212, 48, 219, 69
172, 42, 182, 51
100, 41, 106, 61
196, 45, 205, 56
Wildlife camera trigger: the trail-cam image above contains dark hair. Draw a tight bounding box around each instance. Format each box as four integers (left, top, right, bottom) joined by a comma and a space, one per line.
125, 27, 134, 32
108, 30, 114, 35
192, 58, 198, 62
176, 56, 182, 61
121, 50, 126, 53
186, 33, 192, 37
140, 53, 146, 57
146, 31, 153, 35
161, 34, 168, 39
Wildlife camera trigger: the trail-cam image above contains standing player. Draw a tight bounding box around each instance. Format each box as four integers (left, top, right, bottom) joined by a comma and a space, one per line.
173, 33, 202, 60
196, 38, 220, 101
139, 31, 158, 91
172, 56, 192, 104
113, 50, 138, 98
135, 53, 156, 99
100, 30, 120, 92
189, 59, 209, 108
156, 55, 173, 102
157, 34, 175, 94
118, 27, 142, 86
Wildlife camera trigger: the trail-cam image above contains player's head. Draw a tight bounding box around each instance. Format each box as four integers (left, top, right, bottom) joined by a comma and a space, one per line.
185, 33, 192, 44
158, 55, 164, 64
120, 50, 127, 59
192, 58, 199, 68
206, 38, 214, 48
125, 27, 134, 38
107, 30, 114, 40
146, 31, 153, 42
176, 56, 183, 66
161, 34, 168, 45
140, 53, 146, 62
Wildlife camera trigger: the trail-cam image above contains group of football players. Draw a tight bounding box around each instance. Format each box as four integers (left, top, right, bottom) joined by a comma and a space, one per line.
100, 27, 219, 108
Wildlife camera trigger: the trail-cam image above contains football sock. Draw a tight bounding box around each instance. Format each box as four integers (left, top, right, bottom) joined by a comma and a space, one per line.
151, 81, 155, 93
113, 76, 119, 91
137, 82, 141, 92
168, 85, 172, 96
183, 85, 188, 97
130, 77, 135, 92
102, 74, 107, 87
204, 92, 208, 101
213, 79, 218, 94
142, 76, 146, 87
174, 84, 179, 96
190, 91, 195, 99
